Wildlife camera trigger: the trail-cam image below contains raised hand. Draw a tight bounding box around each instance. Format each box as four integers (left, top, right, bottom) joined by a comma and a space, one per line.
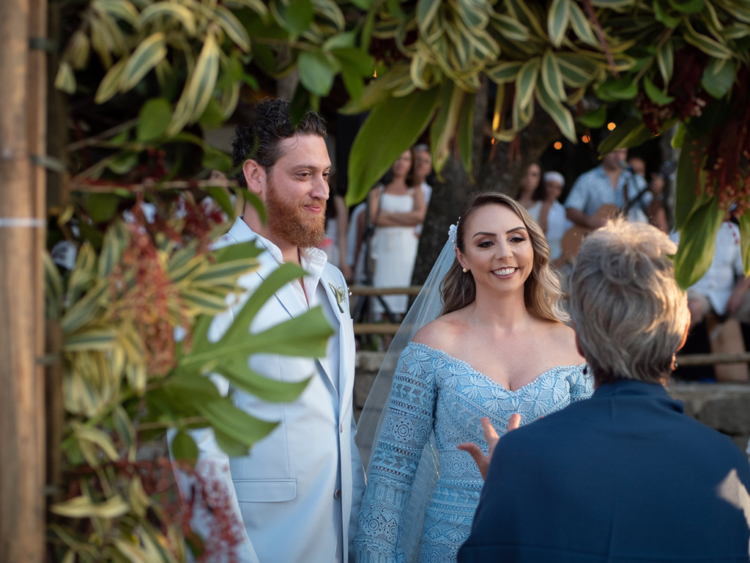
457, 413, 521, 480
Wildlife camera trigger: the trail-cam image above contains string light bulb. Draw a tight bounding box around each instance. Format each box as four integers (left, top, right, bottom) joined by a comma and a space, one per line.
607, 122, 616, 131
554, 142, 563, 150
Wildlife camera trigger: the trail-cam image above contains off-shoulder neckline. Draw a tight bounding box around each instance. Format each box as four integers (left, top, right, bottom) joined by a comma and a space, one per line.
406, 341, 587, 395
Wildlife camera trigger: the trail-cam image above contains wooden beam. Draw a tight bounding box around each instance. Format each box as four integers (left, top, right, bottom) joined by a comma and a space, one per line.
354, 323, 401, 335
678, 353, 750, 367
0, 0, 46, 559
349, 285, 423, 297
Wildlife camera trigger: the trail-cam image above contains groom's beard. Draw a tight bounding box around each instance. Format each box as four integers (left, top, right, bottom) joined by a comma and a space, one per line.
266, 179, 327, 249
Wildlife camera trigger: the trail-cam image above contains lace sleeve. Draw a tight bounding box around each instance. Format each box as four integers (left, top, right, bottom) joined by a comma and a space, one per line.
354, 346, 437, 563
568, 365, 593, 402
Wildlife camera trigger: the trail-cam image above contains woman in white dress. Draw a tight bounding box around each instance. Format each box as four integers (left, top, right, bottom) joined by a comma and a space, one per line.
369, 150, 426, 317
516, 162, 542, 210
527, 171, 572, 268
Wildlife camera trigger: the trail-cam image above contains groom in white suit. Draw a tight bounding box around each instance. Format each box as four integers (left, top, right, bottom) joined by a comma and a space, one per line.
189, 99, 365, 562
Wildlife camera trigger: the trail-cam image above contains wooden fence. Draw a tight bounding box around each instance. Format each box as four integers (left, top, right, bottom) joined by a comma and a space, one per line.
350, 286, 750, 368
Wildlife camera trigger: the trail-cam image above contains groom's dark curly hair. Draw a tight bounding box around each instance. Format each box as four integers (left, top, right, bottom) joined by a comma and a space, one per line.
231, 99, 327, 186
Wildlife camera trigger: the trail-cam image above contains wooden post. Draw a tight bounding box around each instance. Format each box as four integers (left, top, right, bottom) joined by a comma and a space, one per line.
0, 0, 47, 560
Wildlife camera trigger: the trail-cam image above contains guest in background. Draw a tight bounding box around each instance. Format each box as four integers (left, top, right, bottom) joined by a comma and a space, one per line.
516, 163, 542, 210
627, 155, 646, 178
527, 171, 573, 267
369, 150, 426, 318
646, 172, 669, 233
672, 221, 750, 381
412, 144, 433, 238
459, 220, 750, 563
565, 148, 650, 227
321, 189, 353, 280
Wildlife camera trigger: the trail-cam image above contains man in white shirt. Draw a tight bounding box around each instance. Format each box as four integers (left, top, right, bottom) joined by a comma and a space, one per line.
184, 99, 365, 562
677, 222, 750, 328
672, 222, 750, 381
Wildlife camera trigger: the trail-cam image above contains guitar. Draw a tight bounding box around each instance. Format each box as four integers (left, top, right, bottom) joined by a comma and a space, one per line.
560, 204, 619, 262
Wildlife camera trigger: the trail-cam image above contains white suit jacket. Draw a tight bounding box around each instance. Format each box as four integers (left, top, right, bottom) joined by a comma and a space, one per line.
186, 218, 365, 563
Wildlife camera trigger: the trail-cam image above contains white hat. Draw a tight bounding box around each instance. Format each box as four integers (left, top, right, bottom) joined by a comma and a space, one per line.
544, 171, 565, 187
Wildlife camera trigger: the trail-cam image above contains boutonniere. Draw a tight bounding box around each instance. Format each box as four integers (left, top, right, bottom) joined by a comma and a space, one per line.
329, 283, 347, 314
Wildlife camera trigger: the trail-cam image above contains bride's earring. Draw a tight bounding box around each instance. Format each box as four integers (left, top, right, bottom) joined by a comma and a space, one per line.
671, 354, 678, 370
462, 267, 468, 273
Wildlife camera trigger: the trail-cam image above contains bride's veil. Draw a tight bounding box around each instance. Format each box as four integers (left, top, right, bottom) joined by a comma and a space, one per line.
355, 236, 457, 562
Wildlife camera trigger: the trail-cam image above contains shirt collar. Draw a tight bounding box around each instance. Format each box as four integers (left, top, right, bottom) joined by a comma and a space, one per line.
238, 218, 328, 281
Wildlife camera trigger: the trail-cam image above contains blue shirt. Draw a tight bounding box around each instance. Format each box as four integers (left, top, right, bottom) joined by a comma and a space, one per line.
565, 166, 651, 222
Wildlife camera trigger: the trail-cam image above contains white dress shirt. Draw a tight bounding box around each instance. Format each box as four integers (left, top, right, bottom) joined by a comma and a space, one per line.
672, 222, 743, 315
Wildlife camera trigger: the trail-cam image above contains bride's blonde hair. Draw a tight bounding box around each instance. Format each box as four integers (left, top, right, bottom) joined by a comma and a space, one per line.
440, 192, 568, 322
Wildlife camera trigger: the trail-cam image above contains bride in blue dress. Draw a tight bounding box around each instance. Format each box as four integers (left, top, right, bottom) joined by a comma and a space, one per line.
354, 193, 592, 563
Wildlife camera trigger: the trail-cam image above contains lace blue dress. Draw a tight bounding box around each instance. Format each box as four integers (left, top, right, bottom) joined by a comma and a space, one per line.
355, 342, 592, 563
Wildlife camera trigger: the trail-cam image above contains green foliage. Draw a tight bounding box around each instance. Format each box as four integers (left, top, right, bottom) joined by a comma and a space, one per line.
673, 197, 725, 289
346, 87, 441, 205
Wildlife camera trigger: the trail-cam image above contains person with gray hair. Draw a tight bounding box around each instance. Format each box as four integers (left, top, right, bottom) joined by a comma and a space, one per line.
458, 220, 750, 563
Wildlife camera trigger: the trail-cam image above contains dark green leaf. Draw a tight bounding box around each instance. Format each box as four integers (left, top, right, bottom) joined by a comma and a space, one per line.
598, 117, 654, 153
673, 197, 724, 289
238, 307, 333, 357
137, 98, 172, 142
199, 98, 226, 130
578, 104, 607, 128
701, 58, 736, 98
653, 0, 680, 26
202, 146, 232, 172
644, 75, 675, 104
297, 51, 339, 97
233, 187, 267, 224
107, 152, 138, 175
671, 122, 686, 148
668, 0, 704, 14
274, 0, 313, 37
172, 431, 199, 466
88, 193, 119, 223
458, 94, 475, 179
214, 240, 265, 264
197, 399, 278, 447
385, 0, 405, 19
594, 76, 638, 101
346, 87, 440, 206
216, 359, 311, 402
673, 129, 709, 229
204, 186, 235, 218
214, 427, 250, 457
332, 48, 374, 76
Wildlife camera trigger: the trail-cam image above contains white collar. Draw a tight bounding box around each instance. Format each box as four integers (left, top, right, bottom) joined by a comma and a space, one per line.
232, 217, 328, 281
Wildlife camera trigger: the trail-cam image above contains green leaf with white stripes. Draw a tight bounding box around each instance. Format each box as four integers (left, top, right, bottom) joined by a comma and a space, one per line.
684, 20, 732, 59
515, 57, 541, 111
536, 79, 576, 142
215, 6, 251, 52
542, 50, 566, 101
137, 2, 196, 35
548, 0, 570, 48
485, 61, 524, 84
569, 1, 597, 45
119, 32, 167, 93
657, 38, 674, 84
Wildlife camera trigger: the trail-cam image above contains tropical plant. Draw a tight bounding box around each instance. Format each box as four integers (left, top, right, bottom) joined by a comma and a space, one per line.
43, 0, 750, 558
45, 198, 333, 561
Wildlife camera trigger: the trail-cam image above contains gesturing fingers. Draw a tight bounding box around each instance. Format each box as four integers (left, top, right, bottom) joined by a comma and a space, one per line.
507, 413, 521, 434
457, 442, 490, 480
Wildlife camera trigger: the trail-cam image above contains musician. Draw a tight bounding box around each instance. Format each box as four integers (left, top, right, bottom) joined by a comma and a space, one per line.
565, 148, 650, 228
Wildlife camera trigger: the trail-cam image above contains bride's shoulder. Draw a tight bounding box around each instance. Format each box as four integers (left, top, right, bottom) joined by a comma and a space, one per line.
543, 320, 584, 363
412, 311, 466, 350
